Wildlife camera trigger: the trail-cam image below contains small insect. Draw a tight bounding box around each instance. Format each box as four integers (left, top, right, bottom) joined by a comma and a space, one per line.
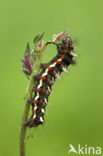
26, 32, 77, 127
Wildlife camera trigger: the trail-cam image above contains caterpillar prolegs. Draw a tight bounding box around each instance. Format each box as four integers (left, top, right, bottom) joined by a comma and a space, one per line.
26, 32, 77, 127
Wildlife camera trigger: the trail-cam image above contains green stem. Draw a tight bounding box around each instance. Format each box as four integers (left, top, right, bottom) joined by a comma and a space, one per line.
20, 44, 47, 156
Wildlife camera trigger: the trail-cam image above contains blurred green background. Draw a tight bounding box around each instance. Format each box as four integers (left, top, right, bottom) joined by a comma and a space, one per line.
0, 0, 103, 156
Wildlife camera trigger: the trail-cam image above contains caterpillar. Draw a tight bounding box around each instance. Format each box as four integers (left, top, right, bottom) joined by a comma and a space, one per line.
26, 32, 77, 127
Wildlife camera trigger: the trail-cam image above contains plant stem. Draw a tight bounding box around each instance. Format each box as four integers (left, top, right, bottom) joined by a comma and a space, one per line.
20, 44, 47, 156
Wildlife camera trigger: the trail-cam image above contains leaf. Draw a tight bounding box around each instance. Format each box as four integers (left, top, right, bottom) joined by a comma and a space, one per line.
33, 32, 44, 50
25, 41, 30, 54
22, 68, 31, 75
33, 32, 44, 44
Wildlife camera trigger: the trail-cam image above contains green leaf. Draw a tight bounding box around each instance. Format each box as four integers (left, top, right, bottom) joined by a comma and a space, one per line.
33, 32, 44, 50
22, 68, 30, 79
22, 68, 30, 75
25, 41, 30, 54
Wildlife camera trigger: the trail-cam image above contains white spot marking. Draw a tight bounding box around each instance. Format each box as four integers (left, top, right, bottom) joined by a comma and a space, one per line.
38, 83, 42, 88
48, 87, 51, 93
40, 79, 42, 83
50, 64, 55, 68
44, 98, 47, 104
40, 117, 44, 122
52, 77, 55, 83
41, 108, 45, 113
46, 68, 49, 73
62, 66, 69, 73
42, 72, 47, 77
70, 51, 78, 57
33, 114, 36, 119
58, 58, 62, 62
55, 72, 61, 79
35, 95, 39, 100
34, 105, 37, 111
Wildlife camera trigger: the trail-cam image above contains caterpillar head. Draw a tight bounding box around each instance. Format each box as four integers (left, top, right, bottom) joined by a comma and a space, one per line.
62, 36, 74, 49
53, 32, 74, 48
57, 35, 74, 54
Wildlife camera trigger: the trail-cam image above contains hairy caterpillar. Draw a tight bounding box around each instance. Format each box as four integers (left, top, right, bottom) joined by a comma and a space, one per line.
26, 32, 77, 127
